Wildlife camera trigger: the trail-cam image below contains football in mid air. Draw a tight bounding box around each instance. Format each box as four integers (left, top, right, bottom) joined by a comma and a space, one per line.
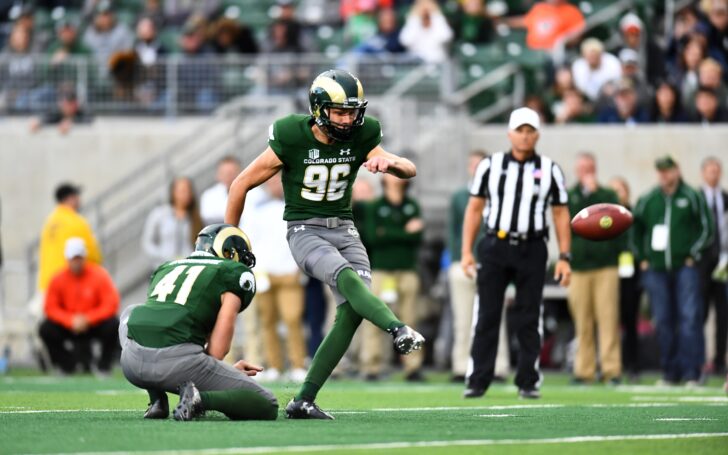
571, 203, 633, 241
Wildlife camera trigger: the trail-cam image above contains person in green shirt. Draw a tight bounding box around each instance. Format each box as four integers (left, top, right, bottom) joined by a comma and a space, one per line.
632, 156, 714, 385
567, 152, 623, 384
120, 224, 278, 421
47, 19, 90, 65
360, 173, 425, 381
225, 69, 424, 419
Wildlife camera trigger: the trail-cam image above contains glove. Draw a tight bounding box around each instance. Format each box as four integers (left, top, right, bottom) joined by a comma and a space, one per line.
713, 255, 728, 282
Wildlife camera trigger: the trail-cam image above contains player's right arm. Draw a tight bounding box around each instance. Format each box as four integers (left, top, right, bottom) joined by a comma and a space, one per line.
225, 147, 283, 226
461, 196, 485, 279
206, 291, 242, 360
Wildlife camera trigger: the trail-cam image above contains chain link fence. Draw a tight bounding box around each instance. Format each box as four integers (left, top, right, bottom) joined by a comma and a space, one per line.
0, 53, 451, 116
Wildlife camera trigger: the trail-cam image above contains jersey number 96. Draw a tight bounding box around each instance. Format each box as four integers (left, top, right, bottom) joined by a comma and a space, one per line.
301, 164, 350, 202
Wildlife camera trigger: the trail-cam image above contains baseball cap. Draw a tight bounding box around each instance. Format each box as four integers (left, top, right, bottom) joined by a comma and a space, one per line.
655, 155, 678, 170
508, 107, 540, 131
64, 237, 87, 260
619, 13, 643, 34
619, 48, 639, 65
55, 182, 81, 202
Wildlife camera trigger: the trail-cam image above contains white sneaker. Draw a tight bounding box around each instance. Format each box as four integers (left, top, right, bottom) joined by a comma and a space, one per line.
684, 380, 701, 389
257, 368, 280, 382
288, 368, 308, 383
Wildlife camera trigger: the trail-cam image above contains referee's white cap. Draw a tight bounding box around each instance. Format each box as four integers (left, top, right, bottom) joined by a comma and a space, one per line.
508, 107, 540, 131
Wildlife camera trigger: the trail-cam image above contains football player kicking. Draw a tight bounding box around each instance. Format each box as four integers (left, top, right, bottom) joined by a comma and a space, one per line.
225, 69, 425, 420
119, 224, 279, 421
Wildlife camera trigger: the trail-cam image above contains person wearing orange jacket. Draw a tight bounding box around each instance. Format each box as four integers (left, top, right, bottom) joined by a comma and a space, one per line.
39, 237, 119, 374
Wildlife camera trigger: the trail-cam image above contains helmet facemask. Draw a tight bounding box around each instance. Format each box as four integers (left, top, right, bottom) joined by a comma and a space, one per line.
312, 100, 367, 142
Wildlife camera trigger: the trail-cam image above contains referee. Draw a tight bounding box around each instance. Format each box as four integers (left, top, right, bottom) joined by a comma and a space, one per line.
461, 107, 572, 399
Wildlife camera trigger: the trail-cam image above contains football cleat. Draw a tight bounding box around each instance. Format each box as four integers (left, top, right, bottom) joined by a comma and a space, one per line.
144, 394, 169, 419
173, 382, 205, 421
285, 398, 334, 420
518, 388, 541, 399
463, 387, 486, 399
389, 325, 425, 355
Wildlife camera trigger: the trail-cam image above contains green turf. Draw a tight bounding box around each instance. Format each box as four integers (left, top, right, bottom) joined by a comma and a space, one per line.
1, 372, 726, 454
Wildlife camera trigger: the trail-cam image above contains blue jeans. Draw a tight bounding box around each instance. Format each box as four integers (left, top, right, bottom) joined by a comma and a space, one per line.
642, 266, 704, 381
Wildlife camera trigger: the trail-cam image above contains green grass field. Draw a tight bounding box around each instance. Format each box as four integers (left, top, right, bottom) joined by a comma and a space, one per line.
1, 371, 727, 454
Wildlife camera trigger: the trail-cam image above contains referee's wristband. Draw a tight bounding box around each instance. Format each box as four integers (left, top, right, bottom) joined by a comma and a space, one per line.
558, 253, 571, 263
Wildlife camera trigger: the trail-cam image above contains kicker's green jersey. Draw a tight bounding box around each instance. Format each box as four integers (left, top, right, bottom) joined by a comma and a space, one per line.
268, 114, 382, 221
126, 253, 256, 348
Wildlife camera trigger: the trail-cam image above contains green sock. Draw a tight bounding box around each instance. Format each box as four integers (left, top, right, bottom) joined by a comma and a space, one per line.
336, 268, 404, 332
199, 389, 278, 420
296, 302, 362, 401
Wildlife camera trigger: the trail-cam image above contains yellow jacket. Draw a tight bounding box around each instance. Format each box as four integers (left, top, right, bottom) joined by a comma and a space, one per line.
38, 205, 103, 291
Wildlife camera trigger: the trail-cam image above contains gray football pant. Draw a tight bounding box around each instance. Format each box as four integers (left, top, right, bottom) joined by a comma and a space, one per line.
118, 305, 277, 407
286, 218, 371, 304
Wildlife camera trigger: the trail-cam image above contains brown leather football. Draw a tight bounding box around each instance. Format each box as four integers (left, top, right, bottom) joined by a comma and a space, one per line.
570, 203, 633, 241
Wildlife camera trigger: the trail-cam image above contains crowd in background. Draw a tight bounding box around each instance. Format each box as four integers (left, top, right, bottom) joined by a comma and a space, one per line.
32, 150, 728, 388
3, 1, 728, 123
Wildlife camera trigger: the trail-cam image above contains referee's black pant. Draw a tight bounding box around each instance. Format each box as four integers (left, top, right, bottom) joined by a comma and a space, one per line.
467, 235, 547, 392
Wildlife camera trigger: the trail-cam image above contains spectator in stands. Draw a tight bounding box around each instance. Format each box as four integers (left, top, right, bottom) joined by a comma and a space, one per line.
597, 77, 649, 125
554, 88, 595, 124
504, 0, 585, 51
161, 0, 220, 26
699, 157, 728, 376
650, 80, 688, 123
0, 23, 39, 111
11, 3, 48, 52
134, 16, 167, 67
545, 66, 576, 112
38, 183, 102, 293
399, 0, 454, 64
669, 33, 707, 108
177, 15, 218, 111
525, 94, 553, 124
609, 176, 642, 382
211, 17, 259, 55
344, 0, 379, 47
619, 48, 650, 106
692, 58, 727, 110
567, 153, 622, 385
82, 1, 134, 71
700, 0, 728, 75
29, 90, 92, 134
633, 156, 713, 386
572, 38, 622, 102
131, 16, 167, 107
617, 12, 664, 86
39, 237, 119, 375
48, 18, 89, 65
141, 0, 166, 29
355, 8, 405, 55
141, 177, 202, 268
360, 173, 425, 381
200, 156, 241, 226
452, 0, 494, 44
248, 174, 307, 383
690, 85, 728, 123
340, 0, 393, 21
270, 0, 305, 52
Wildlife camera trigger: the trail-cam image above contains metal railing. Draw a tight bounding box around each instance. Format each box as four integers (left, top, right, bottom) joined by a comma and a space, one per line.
1, 54, 450, 117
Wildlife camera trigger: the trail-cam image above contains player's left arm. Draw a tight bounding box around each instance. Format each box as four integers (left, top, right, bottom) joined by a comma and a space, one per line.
364, 146, 416, 179
207, 292, 242, 360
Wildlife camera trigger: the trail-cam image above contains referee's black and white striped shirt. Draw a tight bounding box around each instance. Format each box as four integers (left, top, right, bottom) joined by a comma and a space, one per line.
470, 151, 569, 235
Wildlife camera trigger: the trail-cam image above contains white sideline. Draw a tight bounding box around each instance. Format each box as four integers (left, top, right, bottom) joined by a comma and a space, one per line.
43, 433, 728, 455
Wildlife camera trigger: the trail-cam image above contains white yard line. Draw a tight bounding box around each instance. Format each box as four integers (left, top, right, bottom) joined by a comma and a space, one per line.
655, 418, 719, 422
42, 432, 728, 455
476, 414, 515, 418
0, 409, 139, 414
